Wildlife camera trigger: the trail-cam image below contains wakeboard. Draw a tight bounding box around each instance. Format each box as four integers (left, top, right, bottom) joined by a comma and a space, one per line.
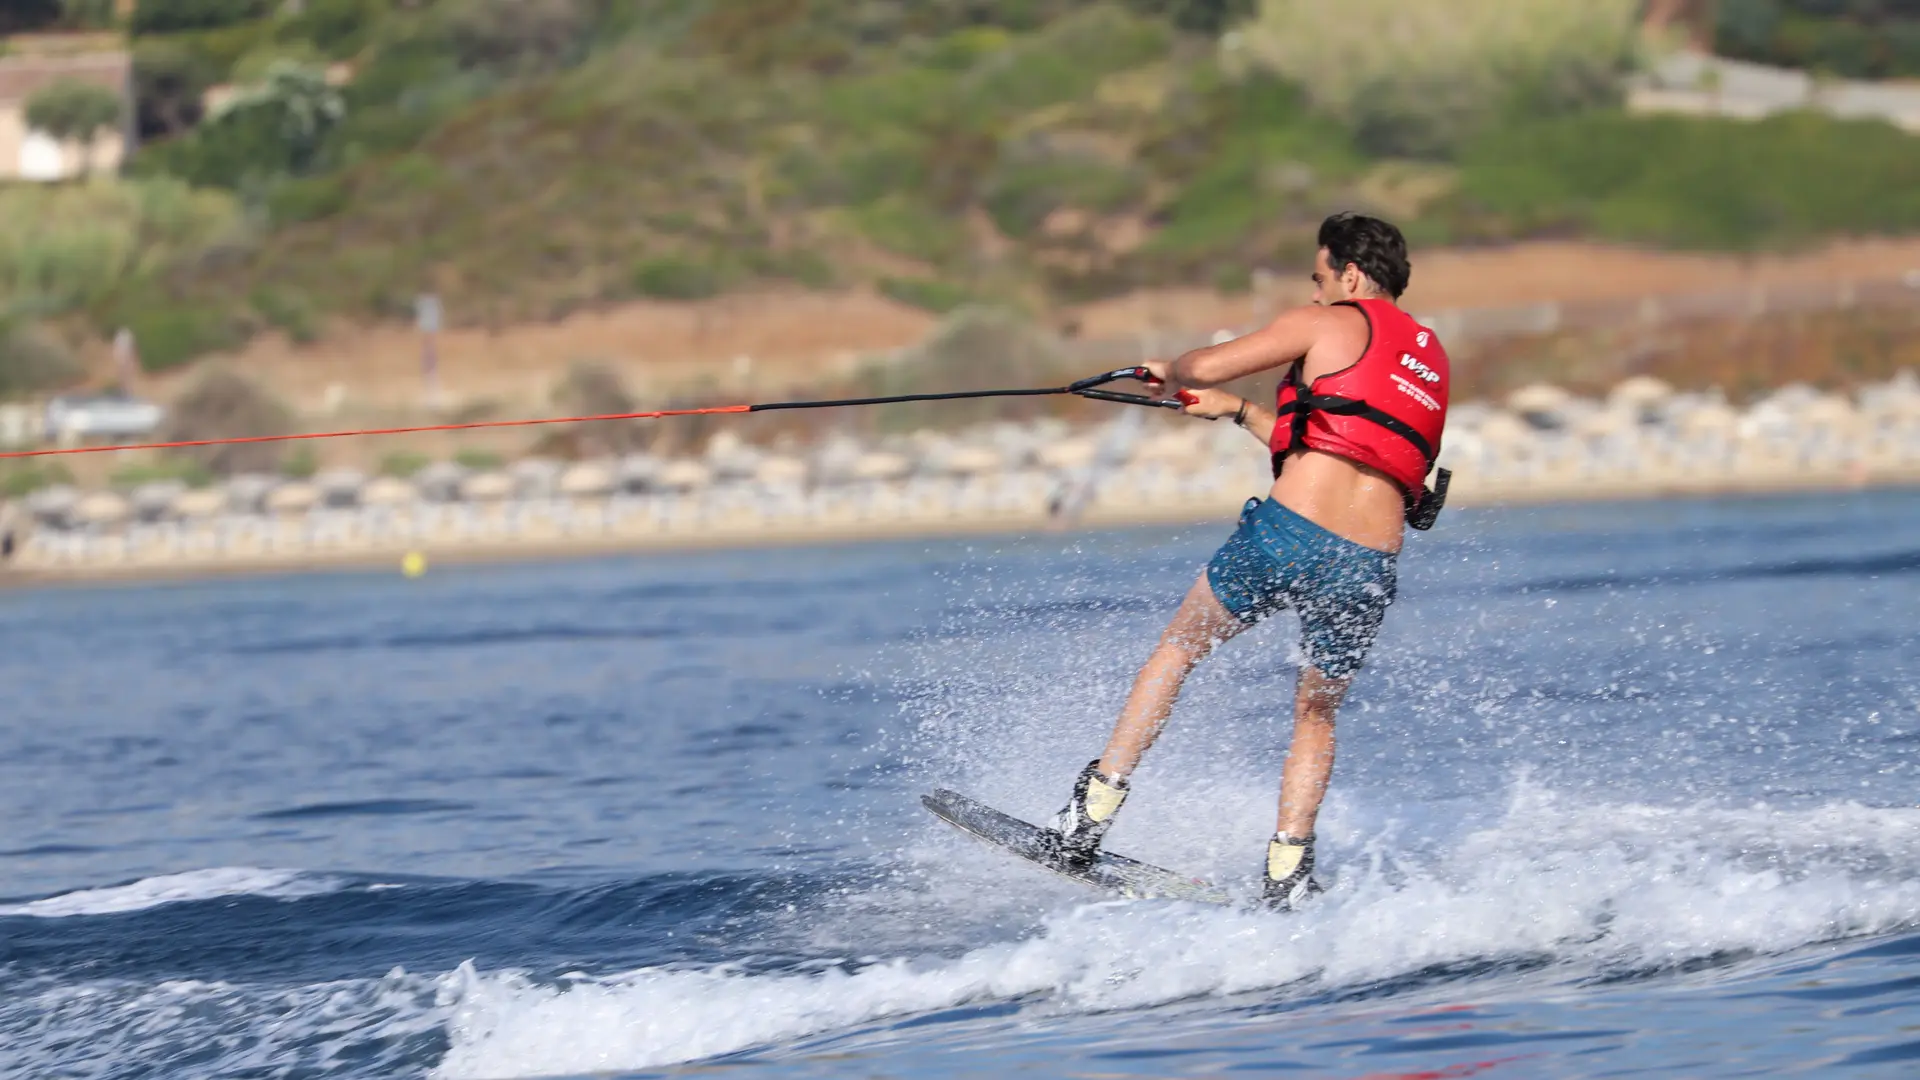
922, 787, 1231, 905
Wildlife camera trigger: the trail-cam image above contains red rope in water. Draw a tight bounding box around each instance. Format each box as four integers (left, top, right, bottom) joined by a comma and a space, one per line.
0, 405, 753, 460
0, 369, 1171, 461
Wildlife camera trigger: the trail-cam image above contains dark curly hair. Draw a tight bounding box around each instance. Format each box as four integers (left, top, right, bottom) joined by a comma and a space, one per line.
1318, 213, 1411, 299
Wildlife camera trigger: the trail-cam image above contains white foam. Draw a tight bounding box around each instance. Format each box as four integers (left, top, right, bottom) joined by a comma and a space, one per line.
433, 791, 1920, 1078
0, 867, 337, 918
0, 970, 445, 1079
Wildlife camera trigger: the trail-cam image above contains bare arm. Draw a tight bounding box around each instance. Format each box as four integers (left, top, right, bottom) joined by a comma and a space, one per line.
1177, 388, 1276, 446
1167, 306, 1329, 389
1238, 401, 1277, 445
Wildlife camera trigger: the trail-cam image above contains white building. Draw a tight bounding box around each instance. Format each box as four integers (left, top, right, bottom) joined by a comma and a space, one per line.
0, 37, 134, 181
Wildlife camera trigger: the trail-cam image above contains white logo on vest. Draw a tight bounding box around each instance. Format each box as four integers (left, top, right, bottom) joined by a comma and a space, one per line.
1399, 353, 1441, 384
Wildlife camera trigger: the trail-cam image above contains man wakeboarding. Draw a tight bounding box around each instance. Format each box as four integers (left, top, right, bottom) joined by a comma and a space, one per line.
1044, 213, 1451, 910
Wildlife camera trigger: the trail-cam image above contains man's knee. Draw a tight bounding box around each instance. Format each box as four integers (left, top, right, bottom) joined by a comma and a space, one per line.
1154, 628, 1212, 668
1296, 668, 1350, 714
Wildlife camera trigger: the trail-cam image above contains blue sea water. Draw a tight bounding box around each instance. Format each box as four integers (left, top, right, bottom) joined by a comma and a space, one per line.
1, 491, 1917, 1078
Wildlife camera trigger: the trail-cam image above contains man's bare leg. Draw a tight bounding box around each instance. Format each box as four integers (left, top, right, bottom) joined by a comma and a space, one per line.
1096, 573, 1248, 779
1049, 574, 1246, 860
1276, 666, 1350, 838
1260, 665, 1350, 906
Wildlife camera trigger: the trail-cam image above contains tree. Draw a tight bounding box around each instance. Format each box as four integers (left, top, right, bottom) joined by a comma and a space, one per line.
24, 79, 124, 178
0, 0, 112, 33
130, 0, 272, 35
1127, 0, 1256, 34
1642, 0, 1717, 50
226, 61, 346, 167
158, 61, 346, 188
0, 0, 63, 35
60, 0, 119, 29
133, 40, 214, 139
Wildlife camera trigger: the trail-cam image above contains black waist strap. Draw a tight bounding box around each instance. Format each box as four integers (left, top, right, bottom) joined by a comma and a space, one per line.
1275, 393, 1448, 530
1276, 394, 1436, 466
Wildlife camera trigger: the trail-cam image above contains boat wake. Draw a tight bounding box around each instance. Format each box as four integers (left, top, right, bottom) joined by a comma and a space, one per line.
0, 866, 344, 918
432, 789, 1920, 1076
3, 788, 1916, 1079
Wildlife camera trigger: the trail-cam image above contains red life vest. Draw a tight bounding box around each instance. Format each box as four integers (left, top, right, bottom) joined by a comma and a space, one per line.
1269, 299, 1450, 521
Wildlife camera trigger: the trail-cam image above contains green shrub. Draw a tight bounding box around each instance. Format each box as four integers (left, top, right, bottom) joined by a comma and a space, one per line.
179, 18, 282, 78
384, 151, 447, 191
134, 98, 289, 187
822, 133, 932, 205
1457, 111, 1920, 249
880, 276, 975, 313
133, 39, 216, 138
0, 0, 63, 35
549, 360, 656, 453
814, 8, 1170, 207
64, 0, 117, 27
454, 447, 502, 470
132, 0, 272, 35
1892, 22, 1920, 80
1145, 144, 1274, 260
687, 0, 855, 75
277, 0, 389, 59
436, 0, 597, 75
248, 286, 319, 342
848, 196, 969, 266
0, 179, 243, 316
158, 367, 293, 474
379, 449, 431, 478
751, 247, 836, 289
552, 359, 635, 415
1211, 262, 1252, 294
1238, 0, 1637, 158
817, 66, 959, 137
108, 458, 215, 490
2, 462, 73, 498
279, 445, 319, 479
960, 6, 1172, 118
983, 154, 1144, 239
231, 39, 330, 84
1129, 65, 1360, 270
264, 173, 350, 224
320, 100, 452, 166
1143, 116, 1355, 264
921, 25, 1013, 71
1718, 3, 1920, 80
113, 300, 241, 372
1127, 0, 1254, 33
138, 62, 344, 188
1137, 66, 1330, 177
631, 255, 723, 300
0, 320, 82, 399
25, 80, 123, 173
333, 38, 455, 117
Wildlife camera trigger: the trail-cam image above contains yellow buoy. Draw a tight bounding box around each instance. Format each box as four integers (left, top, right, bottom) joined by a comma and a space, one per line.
401, 550, 428, 578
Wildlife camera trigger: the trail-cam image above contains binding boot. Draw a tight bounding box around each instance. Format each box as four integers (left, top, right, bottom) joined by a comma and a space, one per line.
1045, 759, 1129, 865
1261, 832, 1323, 911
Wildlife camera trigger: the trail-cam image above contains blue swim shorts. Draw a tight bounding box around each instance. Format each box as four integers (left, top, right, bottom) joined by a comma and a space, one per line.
1206, 498, 1398, 680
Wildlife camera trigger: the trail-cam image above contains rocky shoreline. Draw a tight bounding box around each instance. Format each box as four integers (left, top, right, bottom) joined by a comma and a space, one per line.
5, 373, 1918, 584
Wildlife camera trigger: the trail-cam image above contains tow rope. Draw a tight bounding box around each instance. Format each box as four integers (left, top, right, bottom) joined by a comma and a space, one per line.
1, 368, 1180, 461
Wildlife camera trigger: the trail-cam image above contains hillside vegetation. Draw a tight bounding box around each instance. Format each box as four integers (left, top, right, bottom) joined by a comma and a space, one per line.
1715, 0, 1920, 80
8, 0, 1920, 380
